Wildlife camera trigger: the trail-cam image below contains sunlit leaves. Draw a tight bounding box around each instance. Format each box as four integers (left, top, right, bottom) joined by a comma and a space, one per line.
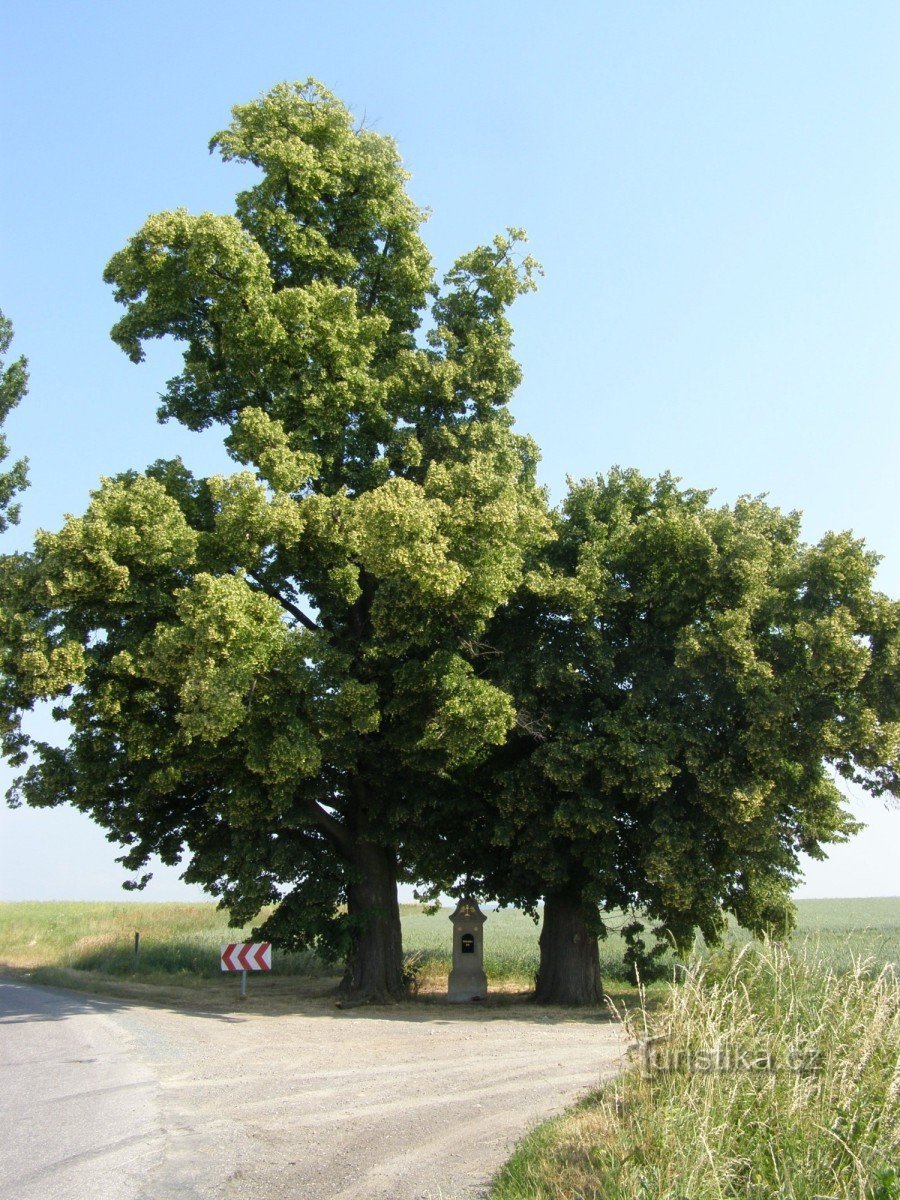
1, 80, 549, 967
141, 573, 295, 740
460, 466, 899, 951
35, 475, 199, 606
0, 311, 28, 533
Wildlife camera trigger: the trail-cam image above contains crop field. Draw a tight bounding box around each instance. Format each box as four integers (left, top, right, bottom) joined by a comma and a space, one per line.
0, 896, 897, 994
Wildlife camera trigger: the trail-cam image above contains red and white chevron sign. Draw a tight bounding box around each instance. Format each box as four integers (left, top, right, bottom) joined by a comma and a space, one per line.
220, 942, 272, 972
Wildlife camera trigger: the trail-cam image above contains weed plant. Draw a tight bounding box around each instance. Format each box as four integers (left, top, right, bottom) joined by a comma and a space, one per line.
492, 937, 900, 1199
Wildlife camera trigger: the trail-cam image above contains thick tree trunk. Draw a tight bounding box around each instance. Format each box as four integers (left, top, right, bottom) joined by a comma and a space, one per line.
339, 840, 405, 1003
534, 889, 603, 1006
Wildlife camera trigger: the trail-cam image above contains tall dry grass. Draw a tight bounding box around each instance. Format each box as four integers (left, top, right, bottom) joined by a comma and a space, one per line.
492, 938, 900, 1199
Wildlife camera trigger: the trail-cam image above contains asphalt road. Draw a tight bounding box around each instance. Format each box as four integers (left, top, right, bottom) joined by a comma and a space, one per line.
0, 980, 163, 1200
0, 979, 627, 1200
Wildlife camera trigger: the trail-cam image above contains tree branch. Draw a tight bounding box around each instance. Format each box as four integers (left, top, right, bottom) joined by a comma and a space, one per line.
304, 798, 353, 856
247, 570, 320, 632
364, 236, 392, 313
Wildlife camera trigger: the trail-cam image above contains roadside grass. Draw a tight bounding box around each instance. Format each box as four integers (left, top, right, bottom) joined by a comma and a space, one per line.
491, 935, 900, 1200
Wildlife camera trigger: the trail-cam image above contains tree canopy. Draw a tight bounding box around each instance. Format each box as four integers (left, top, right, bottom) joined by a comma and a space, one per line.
1, 84, 897, 1007
421, 468, 900, 1000
0, 81, 548, 1000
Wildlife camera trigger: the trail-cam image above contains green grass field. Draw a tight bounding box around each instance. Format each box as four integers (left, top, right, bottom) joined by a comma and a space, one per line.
0, 896, 896, 991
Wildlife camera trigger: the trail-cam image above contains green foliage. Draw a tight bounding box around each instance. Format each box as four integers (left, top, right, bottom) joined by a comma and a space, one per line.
868, 1167, 900, 1200
445, 466, 899, 955
0, 310, 28, 533
620, 918, 672, 984
0, 81, 547, 976
2, 83, 897, 1000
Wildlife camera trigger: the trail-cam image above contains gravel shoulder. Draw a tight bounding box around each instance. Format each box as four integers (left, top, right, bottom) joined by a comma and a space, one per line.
1, 976, 628, 1200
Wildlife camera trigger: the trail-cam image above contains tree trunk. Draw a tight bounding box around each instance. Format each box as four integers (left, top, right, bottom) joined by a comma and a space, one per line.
339, 840, 405, 1003
534, 889, 603, 1005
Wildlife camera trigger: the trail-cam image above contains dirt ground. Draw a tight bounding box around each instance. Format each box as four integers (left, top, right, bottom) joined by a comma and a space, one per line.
9, 972, 629, 1200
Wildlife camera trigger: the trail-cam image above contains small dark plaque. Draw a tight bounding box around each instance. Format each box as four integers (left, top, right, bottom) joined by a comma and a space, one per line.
461, 933, 475, 954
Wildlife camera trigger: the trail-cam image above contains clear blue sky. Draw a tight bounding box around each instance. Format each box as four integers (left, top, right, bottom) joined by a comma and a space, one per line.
0, 2, 897, 901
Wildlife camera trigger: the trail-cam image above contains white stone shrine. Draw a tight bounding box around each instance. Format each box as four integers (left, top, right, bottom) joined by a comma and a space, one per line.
448, 897, 487, 1002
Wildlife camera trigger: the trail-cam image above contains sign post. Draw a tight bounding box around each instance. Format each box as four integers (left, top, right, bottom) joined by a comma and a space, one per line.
221, 942, 272, 998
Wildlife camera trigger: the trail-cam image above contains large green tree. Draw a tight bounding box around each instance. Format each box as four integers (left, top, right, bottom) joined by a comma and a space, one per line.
0, 81, 547, 1001
0, 311, 29, 533
425, 468, 900, 1003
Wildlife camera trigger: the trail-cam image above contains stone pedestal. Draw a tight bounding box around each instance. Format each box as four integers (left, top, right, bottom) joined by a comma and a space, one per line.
448, 898, 487, 1002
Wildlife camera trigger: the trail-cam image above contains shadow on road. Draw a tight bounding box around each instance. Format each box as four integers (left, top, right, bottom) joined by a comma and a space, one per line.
0, 975, 245, 1025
